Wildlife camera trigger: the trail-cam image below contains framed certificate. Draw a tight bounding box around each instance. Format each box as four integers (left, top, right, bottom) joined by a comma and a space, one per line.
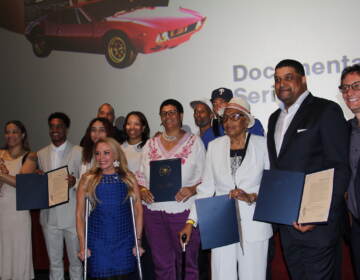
16, 166, 70, 210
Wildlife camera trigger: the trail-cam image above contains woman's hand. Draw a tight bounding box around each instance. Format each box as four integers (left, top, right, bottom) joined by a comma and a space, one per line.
78, 248, 91, 261
0, 163, 9, 175
179, 223, 193, 247
140, 187, 154, 204
229, 189, 257, 204
132, 245, 145, 257
175, 186, 197, 202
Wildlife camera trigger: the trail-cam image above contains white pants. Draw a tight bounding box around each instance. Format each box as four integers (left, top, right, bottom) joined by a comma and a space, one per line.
211, 239, 268, 280
42, 225, 82, 280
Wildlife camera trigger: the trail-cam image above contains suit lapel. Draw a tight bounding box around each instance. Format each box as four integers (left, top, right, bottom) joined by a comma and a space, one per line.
267, 109, 280, 160
45, 146, 52, 171
278, 93, 313, 158
223, 136, 233, 185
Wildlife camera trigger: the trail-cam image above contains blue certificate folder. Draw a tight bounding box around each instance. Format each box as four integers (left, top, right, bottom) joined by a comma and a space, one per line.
16, 166, 69, 210
195, 195, 240, 250
253, 169, 306, 225
150, 158, 181, 202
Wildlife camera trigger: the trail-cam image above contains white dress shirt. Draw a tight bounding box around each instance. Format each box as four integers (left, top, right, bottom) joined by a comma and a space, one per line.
274, 91, 309, 155
50, 141, 68, 170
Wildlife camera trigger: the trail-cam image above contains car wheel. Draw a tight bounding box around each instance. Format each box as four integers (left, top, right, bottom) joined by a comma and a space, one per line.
104, 32, 137, 68
32, 34, 51, 58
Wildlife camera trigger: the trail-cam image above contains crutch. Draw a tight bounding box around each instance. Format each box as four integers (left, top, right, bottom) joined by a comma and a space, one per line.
83, 196, 90, 280
130, 196, 143, 280
181, 234, 187, 280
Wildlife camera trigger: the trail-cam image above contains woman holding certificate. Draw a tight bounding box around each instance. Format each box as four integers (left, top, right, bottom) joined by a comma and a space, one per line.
0, 120, 37, 280
180, 97, 273, 280
76, 137, 143, 278
137, 99, 206, 280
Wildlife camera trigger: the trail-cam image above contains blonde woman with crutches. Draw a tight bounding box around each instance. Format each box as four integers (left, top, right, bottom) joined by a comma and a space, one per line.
76, 137, 144, 280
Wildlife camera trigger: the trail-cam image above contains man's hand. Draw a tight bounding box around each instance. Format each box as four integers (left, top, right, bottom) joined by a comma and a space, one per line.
67, 174, 76, 188
292, 222, 316, 232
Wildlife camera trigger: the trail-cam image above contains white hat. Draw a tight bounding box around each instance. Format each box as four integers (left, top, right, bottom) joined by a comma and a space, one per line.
189, 98, 213, 111
225, 97, 255, 128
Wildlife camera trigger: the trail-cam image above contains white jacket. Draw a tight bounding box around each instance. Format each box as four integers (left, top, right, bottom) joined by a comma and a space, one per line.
189, 134, 273, 242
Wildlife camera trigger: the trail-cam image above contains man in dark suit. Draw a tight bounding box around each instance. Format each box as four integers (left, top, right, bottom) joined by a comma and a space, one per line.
339, 63, 360, 279
267, 59, 350, 279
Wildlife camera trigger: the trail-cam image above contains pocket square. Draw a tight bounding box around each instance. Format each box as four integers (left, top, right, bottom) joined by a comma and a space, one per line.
297, 129, 307, 133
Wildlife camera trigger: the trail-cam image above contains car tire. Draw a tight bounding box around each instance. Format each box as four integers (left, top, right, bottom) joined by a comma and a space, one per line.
104, 31, 137, 68
32, 33, 51, 58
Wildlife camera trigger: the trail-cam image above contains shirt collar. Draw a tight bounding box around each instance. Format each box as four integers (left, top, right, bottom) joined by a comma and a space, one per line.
51, 140, 68, 152
350, 117, 360, 129
278, 90, 309, 113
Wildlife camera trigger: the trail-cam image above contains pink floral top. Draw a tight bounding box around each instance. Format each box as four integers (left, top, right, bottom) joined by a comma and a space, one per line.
137, 132, 206, 213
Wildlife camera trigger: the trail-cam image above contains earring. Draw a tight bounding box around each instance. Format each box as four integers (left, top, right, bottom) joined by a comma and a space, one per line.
113, 160, 120, 168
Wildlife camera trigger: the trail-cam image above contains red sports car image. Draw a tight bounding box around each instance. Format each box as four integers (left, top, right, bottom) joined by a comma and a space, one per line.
25, 0, 206, 68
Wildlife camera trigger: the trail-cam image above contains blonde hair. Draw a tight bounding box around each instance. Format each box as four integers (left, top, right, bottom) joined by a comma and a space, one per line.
85, 137, 137, 207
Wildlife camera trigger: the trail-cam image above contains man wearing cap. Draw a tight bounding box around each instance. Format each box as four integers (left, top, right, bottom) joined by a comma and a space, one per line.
267, 59, 350, 279
190, 98, 215, 150
210, 87, 265, 137
339, 63, 360, 279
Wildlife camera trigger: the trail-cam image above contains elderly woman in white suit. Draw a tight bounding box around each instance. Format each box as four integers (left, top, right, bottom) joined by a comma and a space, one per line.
180, 97, 273, 280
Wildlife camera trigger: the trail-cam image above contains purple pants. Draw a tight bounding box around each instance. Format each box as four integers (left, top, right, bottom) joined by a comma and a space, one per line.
143, 207, 200, 280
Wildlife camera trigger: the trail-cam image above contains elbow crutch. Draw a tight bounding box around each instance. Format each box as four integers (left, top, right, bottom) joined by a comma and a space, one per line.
130, 196, 143, 280
83, 196, 90, 280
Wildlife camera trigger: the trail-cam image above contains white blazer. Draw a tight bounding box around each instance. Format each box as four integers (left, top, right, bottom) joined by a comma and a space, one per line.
189, 134, 273, 242
37, 142, 82, 229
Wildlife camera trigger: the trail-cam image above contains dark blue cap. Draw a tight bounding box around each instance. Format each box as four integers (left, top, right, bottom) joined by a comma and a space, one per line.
211, 87, 233, 102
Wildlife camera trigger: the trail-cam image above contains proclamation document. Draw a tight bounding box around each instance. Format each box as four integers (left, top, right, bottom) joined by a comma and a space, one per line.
47, 166, 69, 207
298, 168, 334, 224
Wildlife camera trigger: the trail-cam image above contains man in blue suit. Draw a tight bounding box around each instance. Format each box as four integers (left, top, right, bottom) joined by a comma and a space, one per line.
267, 59, 350, 279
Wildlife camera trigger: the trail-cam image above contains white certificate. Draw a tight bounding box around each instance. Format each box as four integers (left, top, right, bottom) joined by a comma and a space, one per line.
298, 168, 334, 224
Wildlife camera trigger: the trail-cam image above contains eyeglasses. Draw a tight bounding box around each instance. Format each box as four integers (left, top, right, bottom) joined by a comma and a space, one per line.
160, 110, 178, 118
339, 81, 360, 93
222, 113, 247, 122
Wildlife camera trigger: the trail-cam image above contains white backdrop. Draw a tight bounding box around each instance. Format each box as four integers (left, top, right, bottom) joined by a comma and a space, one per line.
0, 0, 359, 150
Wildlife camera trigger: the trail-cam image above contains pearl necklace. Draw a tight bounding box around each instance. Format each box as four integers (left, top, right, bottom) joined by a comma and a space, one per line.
162, 131, 177, 142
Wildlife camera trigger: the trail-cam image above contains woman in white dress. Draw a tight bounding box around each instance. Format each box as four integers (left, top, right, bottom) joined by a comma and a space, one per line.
80, 117, 114, 176
121, 111, 154, 279
180, 97, 273, 280
121, 111, 150, 173
0, 120, 37, 280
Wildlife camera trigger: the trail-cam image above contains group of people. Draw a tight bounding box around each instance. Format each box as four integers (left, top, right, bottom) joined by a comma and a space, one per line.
0, 59, 360, 280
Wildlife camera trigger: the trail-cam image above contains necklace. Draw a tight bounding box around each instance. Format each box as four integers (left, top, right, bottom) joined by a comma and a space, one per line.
8, 149, 25, 160
162, 131, 177, 142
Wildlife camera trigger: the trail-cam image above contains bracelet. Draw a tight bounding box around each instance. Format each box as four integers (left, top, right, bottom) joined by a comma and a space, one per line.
186, 219, 195, 225
140, 188, 148, 192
